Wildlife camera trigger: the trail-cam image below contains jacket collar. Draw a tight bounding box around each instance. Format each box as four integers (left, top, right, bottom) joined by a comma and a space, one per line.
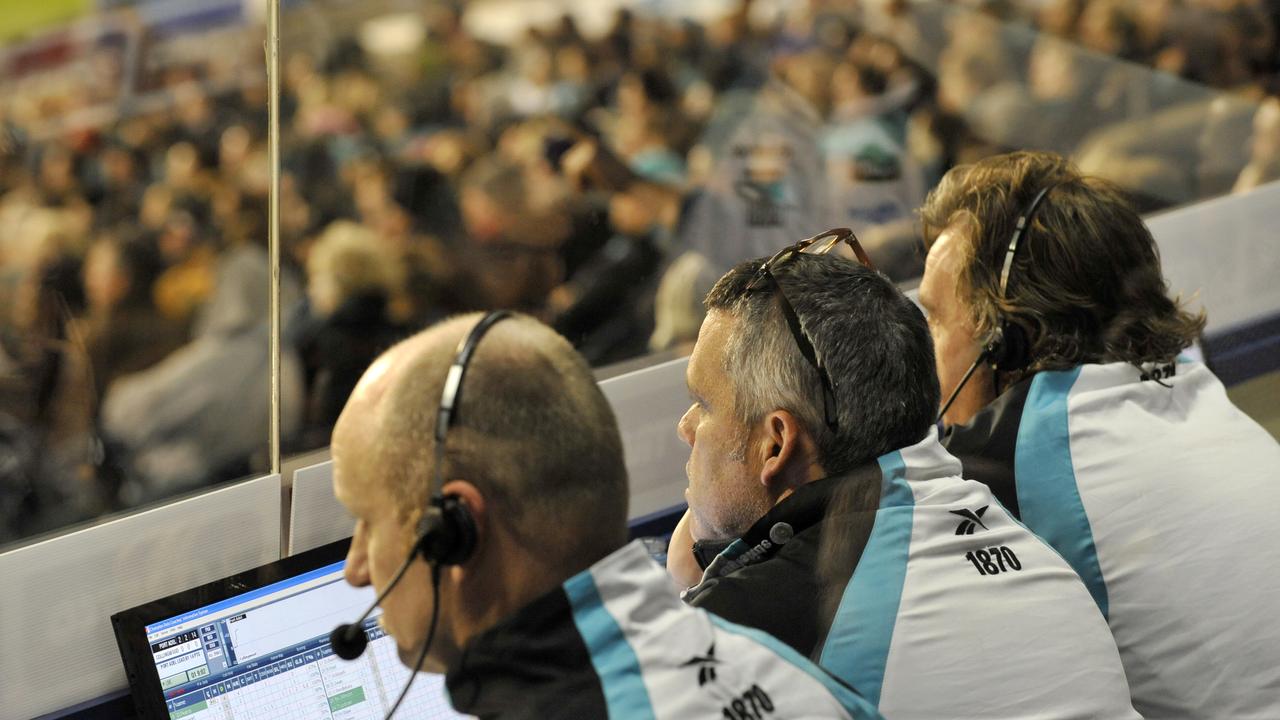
446, 542, 663, 715
696, 429, 961, 576
694, 461, 883, 579
446, 577, 586, 716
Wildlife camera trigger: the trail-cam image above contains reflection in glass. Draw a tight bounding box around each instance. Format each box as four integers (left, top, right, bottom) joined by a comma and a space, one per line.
280, 0, 1277, 449
3, 0, 1277, 546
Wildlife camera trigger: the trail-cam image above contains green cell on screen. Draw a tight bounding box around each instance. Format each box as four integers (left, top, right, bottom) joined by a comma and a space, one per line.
169, 700, 208, 719
329, 686, 367, 711
160, 671, 189, 690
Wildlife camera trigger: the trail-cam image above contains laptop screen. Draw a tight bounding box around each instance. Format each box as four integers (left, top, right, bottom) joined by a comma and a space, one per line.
131, 554, 465, 719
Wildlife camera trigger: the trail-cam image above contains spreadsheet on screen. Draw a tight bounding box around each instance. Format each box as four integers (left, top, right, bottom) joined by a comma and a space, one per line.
143, 560, 467, 720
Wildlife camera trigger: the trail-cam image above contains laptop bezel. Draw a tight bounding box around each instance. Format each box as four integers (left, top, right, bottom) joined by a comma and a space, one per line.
110, 537, 352, 719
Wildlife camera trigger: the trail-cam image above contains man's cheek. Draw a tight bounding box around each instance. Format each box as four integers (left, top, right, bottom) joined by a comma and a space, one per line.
684, 483, 711, 536
686, 450, 707, 497
687, 503, 713, 542
940, 335, 966, 380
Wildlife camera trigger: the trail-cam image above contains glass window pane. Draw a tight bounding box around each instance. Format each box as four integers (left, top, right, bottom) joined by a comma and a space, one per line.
0, 2, 271, 548
277, 0, 1278, 462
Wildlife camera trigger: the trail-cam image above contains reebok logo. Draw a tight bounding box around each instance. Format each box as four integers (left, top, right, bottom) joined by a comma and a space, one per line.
680, 643, 721, 686
950, 506, 990, 535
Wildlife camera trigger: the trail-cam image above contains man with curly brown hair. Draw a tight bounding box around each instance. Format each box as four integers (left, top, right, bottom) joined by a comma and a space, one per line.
921, 150, 1280, 720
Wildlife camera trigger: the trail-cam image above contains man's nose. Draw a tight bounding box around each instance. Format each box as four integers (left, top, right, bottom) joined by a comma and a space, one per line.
677, 405, 696, 447
344, 530, 370, 587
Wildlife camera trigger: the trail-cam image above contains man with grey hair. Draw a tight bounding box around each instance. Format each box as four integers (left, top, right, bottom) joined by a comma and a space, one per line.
668, 235, 1139, 719
332, 312, 883, 719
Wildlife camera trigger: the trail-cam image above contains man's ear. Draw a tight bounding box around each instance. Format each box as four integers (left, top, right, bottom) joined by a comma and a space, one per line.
757, 410, 807, 492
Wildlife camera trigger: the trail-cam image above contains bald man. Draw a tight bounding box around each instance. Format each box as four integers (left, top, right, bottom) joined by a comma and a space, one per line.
331, 312, 882, 719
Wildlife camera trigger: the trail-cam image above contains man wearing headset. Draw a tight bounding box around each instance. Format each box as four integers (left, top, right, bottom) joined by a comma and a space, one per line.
921, 150, 1280, 718
667, 239, 1138, 719
330, 312, 882, 719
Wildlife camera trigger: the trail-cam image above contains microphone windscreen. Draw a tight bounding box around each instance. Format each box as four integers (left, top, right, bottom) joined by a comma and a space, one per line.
330, 623, 369, 660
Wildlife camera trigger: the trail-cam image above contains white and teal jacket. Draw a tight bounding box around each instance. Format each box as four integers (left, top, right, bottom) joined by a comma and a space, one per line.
686, 431, 1139, 719
446, 540, 882, 720
946, 360, 1280, 718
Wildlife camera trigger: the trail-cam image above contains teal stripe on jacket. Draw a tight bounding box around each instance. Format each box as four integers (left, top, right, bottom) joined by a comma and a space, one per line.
564, 571, 657, 719
818, 451, 914, 706
1015, 367, 1110, 617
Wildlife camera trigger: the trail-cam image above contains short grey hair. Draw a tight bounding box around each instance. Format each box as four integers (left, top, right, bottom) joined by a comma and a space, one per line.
704, 253, 939, 474
371, 313, 629, 570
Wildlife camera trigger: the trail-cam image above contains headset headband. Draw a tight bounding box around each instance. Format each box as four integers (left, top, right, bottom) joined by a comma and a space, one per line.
998, 184, 1054, 297
935, 184, 1056, 423
432, 311, 513, 502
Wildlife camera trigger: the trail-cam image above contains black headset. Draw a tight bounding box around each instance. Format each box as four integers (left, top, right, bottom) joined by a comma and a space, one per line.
414, 309, 513, 566
936, 186, 1053, 423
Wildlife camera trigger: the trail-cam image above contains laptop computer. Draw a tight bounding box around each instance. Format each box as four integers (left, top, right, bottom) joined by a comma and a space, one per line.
112, 537, 468, 719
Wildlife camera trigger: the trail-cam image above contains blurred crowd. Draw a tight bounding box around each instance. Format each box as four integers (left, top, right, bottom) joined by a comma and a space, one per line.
1, 0, 1278, 543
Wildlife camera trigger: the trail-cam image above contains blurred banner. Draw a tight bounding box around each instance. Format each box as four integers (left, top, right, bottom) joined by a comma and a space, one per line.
0, 0, 255, 141
0, 0, 92, 43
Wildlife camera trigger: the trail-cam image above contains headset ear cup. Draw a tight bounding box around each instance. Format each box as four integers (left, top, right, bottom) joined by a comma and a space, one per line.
984, 326, 1006, 369
991, 321, 1031, 373
442, 491, 478, 566
415, 496, 477, 565
415, 496, 476, 566
414, 507, 447, 563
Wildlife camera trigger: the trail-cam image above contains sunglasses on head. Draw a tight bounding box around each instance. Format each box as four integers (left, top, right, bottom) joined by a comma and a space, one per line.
744, 228, 875, 432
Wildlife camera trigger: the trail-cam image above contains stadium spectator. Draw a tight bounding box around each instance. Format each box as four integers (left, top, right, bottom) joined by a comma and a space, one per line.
293, 221, 407, 448
1234, 95, 1280, 192
100, 243, 303, 501
80, 234, 184, 403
